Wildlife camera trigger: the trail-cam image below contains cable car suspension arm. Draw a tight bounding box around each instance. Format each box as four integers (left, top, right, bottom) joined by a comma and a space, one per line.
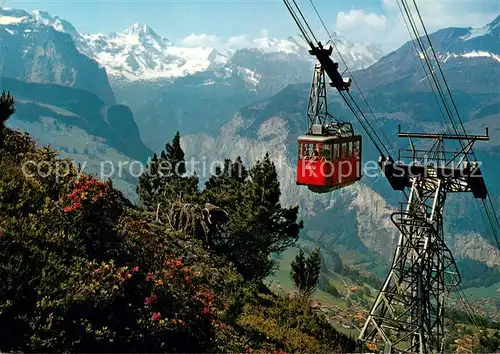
282, 0, 391, 158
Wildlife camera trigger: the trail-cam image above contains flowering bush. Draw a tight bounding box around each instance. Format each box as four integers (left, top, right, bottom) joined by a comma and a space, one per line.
0, 129, 361, 353
62, 174, 122, 223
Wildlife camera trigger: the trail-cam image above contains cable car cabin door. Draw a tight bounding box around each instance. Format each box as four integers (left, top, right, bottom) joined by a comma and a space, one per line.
296, 141, 333, 188
333, 137, 361, 187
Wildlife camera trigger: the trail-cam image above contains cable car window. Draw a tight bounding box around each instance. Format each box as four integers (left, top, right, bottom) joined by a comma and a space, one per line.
353, 140, 360, 157
311, 143, 321, 161
320, 144, 332, 161
299, 143, 306, 159
341, 143, 346, 159
302, 143, 316, 160
333, 142, 340, 161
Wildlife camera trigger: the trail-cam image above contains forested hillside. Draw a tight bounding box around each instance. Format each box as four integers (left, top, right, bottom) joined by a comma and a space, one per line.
0, 92, 361, 353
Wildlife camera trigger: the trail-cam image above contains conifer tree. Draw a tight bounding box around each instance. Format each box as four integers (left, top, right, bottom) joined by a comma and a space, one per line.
291, 248, 322, 297
212, 153, 303, 280
137, 131, 199, 210
136, 153, 160, 210
203, 156, 247, 208
160, 131, 186, 177
0, 91, 15, 150
291, 249, 307, 293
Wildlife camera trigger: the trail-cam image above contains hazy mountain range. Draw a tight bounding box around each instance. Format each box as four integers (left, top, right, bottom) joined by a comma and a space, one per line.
1, 6, 499, 287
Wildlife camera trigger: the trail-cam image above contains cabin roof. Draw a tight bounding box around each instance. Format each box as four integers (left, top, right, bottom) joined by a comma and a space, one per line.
298, 135, 361, 143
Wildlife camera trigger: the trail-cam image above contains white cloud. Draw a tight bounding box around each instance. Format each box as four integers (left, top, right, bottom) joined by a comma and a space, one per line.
180, 32, 266, 52
337, 9, 388, 32
335, 9, 395, 48
181, 33, 221, 47
335, 0, 499, 52
383, 0, 497, 30
227, 34, 252, 48
180, 30, 276, 52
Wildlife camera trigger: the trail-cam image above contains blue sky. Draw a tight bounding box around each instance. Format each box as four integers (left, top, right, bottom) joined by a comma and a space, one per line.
4, 0, 499, 51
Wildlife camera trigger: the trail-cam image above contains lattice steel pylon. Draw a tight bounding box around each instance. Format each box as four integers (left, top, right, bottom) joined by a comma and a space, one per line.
359, 127, 490, 354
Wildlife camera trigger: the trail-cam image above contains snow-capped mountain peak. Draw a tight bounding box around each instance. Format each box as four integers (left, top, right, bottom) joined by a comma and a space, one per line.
124, 23, 155, 36
31, 8, 79, 37
487, 15, 500, 33
0, 6, 384, 82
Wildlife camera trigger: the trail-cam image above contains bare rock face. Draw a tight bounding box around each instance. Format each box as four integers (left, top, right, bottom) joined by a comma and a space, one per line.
182, 112, 499, 266
453, 233, 500, 267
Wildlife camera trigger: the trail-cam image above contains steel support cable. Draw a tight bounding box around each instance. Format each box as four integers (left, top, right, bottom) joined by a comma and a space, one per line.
283, 0, 315, 47
399, 0, 462, 144
459, 284, 483, 330
488, 197, 500, 230
475, 198, 500, 252
342, 92, 386, 157
290, 0, 320, 47
453, 285, 481, 330
400, 0, 500, 250
346, 91, 391, 156
405, 0, 500, 249
395, 0, 452, 140
339, 91, 387, 157
450, 285, 478, 329
481, 199, 500, 250
411, 0, 469, 140
400, 0, 461, 141
404, 0, 469, 166
308, 0, 394, 156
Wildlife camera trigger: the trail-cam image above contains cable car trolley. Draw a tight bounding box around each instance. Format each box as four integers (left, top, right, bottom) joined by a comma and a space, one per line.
295, 62, 362, 194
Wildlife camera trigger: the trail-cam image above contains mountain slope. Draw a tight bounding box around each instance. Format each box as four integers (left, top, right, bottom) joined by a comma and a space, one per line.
179, 17, 500, 272
0, 8, 115, 104
0, 76, 150, 160
1, 76, 152, 202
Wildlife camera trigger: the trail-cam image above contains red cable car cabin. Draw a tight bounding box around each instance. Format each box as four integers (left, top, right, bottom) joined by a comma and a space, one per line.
296, 135, 362, 193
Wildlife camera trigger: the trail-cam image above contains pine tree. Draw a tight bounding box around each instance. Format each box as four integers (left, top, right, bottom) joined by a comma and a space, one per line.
291, 249, 308, 294
203, 156, 247, 208
160, 131, 186, 177
0, 91, 15, 150
213, 153, 303, 280
305, 248, 321, 295
136, 153, 160, 210
290, 248, 322, 297
137, 131, 199, 210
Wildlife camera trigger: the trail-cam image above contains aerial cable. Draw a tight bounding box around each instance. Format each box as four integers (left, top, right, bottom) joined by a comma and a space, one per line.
488, 197, 500, 230
402, 0, 500, 249
395, 0, 452, 142
481, 199, 500, 250
399, 0, 463, 146
290, 0, 320, 47
476, 198, 500, 251
308, 0, 394, 156
345, 91, 391, 156
454, 284, 481, 330
339, 91, 387, 157
282, 0, 314, 47
403, 0, 468, 161
410, 0, 469, 139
